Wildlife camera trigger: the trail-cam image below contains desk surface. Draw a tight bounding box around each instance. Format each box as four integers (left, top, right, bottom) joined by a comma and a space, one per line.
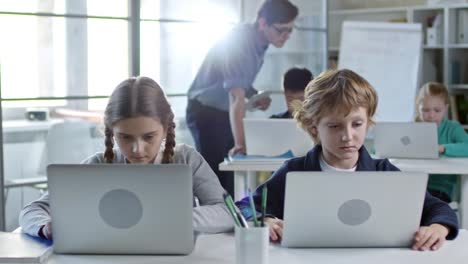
389, 158, 468, 174
219, 159, 285, 172
33, 230, 468, 263
219, 157, 468, 174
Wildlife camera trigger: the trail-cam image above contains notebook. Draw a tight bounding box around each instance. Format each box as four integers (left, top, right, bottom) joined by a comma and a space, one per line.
0, 232, 52, 263
282, 171, 428, 248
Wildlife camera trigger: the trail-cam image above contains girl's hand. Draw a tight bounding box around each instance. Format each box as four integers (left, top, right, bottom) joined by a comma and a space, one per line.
438, 145, 445, 154
40, 222, 53, 240
412, 224, 449, 251
265, 217, 283, 242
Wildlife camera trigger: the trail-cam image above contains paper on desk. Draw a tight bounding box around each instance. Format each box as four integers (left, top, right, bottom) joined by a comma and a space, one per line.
245, 91, 272, 112
227, 150, 294, 163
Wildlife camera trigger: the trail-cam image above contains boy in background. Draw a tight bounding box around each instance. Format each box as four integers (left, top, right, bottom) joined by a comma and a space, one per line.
270, 67, 313, 119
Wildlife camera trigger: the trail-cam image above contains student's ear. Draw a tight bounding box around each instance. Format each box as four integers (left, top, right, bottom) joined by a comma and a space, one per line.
309, 126, 318, 137
257, 17, 268, 31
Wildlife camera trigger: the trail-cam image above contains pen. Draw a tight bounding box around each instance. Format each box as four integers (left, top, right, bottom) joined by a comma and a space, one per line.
248, 188, 259, 227
223, 193, 241, 227
236, 211, 249, 228
226, 193, 249, 228
261, 185, 267, 227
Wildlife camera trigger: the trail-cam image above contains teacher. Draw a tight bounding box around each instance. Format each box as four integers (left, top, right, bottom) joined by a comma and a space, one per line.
186, 0, 298, 195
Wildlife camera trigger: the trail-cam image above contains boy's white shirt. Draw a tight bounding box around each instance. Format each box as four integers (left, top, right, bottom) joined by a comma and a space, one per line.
319, 154, 357, 172
19, 144, 234, 237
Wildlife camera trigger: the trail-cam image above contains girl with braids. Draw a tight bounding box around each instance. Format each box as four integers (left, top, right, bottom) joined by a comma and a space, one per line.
19, 76, 234, 240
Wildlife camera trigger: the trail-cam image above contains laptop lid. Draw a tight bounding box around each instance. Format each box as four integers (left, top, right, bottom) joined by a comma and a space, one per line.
47, 164, 194, 255
373, 122, 438, 159
282, 171, 428, 248
243, 118, 314, 156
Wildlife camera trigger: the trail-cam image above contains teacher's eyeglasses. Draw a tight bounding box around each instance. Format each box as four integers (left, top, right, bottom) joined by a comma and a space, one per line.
271, 24, 294, 35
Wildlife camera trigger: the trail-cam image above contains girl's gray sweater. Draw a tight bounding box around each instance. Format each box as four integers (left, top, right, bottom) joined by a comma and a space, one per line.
19, 144, 234, 237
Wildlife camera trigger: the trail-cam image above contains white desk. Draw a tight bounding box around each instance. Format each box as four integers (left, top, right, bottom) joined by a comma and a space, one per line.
5, 230, 468, 263
219, 157, 468, 228
219, 159, 285, 200
390, 158, 468, 229
2, 119, 63, 134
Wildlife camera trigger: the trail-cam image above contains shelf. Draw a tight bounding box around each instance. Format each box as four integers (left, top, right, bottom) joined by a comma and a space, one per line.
332, 45, 443, 50
330, 4, 468, 15
265, 50, 321, 55
412, 6, 445, 11
423, 45, 444, 49
449, 84, 468, 90
447, 4, 468, 9
448, 44, 468, 48
330, 7, 408, 15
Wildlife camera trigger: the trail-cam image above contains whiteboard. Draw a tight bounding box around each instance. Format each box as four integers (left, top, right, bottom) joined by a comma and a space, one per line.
338, 21, 422, 122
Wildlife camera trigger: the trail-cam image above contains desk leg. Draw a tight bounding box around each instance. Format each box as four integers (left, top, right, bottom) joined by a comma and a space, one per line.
234, 171, 259, 201
234, 171, 247, 201
461, 174, 468, 229
247, 171, 257, 191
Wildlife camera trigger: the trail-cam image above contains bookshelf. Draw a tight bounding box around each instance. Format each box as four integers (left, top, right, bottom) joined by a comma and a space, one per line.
328, 0, 468, 126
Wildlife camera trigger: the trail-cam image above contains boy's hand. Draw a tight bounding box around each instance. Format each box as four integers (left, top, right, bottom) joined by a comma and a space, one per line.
412, 224, 449, 251
265, 217, 283, 242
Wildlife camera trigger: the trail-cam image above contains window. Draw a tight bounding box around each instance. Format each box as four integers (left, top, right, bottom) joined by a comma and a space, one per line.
1, 0, 241, 113
0, 0, 128, 110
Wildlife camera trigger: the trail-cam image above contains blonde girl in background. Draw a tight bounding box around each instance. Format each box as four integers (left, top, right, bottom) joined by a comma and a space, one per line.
415, 82, 468, 203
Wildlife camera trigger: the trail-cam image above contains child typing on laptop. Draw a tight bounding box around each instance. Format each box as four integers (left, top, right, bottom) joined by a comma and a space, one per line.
237, 69, 458, 251
19, 76, 234, 239
415, 82, 468, 203
270, 67, 313, 119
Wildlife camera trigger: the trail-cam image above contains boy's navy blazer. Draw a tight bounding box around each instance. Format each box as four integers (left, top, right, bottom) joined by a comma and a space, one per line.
237, 145, 459, 240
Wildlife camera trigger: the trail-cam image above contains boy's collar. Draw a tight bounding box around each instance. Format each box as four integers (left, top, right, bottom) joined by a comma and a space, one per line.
304, 145, 375, 171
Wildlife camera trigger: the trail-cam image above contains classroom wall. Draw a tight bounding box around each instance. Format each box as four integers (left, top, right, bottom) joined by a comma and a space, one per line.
242, 0, 324, 22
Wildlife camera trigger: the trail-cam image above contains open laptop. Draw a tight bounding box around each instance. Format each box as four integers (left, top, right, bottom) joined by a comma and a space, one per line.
47, 164, 194, 255
243, 118, 314, 157
373, 122, 438, 159
282, 171, 428, 248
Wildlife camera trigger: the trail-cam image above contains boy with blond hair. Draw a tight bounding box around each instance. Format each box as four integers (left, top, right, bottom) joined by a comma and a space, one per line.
237, 69, 458, 251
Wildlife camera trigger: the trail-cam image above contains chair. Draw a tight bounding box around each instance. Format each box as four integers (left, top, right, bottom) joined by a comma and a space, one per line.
29, 120, 98, 189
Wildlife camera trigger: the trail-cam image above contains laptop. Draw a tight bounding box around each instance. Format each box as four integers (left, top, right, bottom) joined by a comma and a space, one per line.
243, 118, 314, 157
281, 171, 428, 248
373, 122, 438, 159
47, 164, 194, 255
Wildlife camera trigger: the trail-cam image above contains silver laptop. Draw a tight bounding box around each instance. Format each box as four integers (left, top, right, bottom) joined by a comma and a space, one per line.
47, 164, 194, 255
282, 171, 428, 248
373, 122, 438, 159
243, 118, 314, 156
